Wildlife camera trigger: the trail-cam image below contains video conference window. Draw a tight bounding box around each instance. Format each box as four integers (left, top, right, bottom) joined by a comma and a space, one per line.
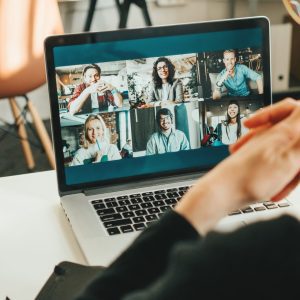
55, 47, 265, 168
56, 61, 129, 115
200, 99, 264, 147
126, 54, 199, 108
198, 47, 264, 100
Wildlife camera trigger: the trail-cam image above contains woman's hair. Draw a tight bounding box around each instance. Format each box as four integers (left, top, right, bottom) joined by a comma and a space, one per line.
152, 57, 175, 88
83, 114, 108, 148
224, 100, 242, 140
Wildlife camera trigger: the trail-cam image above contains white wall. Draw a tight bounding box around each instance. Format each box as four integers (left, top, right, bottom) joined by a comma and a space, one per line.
0, 0, 289, 123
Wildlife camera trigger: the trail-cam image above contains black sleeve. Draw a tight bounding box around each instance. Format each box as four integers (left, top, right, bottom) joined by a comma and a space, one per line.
75, 210, 199, 300
77, 214, 300, 300
122, 215, 300, 300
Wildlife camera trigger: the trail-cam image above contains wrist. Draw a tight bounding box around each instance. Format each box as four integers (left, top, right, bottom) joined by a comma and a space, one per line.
175, 161, 243, 235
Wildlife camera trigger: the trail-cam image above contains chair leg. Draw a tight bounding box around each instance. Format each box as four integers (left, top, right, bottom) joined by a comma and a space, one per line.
9, 97, 35, 171
26, 99, 56, 170
119, 0, 131, 28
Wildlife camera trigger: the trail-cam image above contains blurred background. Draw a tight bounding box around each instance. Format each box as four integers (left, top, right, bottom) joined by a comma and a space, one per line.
0, 0, 299, 176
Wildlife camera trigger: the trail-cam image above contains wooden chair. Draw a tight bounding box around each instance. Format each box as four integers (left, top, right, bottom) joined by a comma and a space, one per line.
0, 0, 64, 171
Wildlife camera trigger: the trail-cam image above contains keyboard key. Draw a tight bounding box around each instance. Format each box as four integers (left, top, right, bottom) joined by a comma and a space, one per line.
155, 194, 167, 200
130, 193, 141, 198
117, 195, 129, 200
254, 206, 266, 211
118, 199, 130, 206
135, 209, 148, 216
141, 202, 153, 209
93, 203, 105, 210
104, 218, 132, 228
100, 213, 122, 222
143, 196, 155, 202
106, 201, 118, 208
167, 192, 179, 198
131, 198, 143, 204
122, 211, 135, 218
241, 207, 254, 213
266, 204, 278, 209
154, 189, 166, 194
115, 206, 128, 213
165, 198, 177, 205
107, 227, 121, 235
142, 192, 153, 196
97, 208, 115, 216
228, 210, 241, 216
128, 204, 140, 210
145, 214, 157, 221
120, 225, 134, 233
263, 201, 274, 207
160, 206, 171, 212
153, 200, 165, 206
167, 188, 178, 192
278, 203, 290, 208
148, 207, 160, 214
104, 197, 116, 202
179, 186, 189, 191
91, 199, 103, 204
133, 223, 146, 231
132, 216, 145, 223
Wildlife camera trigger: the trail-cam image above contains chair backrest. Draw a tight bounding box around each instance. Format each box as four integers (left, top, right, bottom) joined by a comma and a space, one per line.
0, 0, 64, 98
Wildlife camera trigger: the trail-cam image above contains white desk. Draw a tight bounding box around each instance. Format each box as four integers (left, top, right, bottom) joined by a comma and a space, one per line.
1, 170, 300, 300
0, 170, 85, 300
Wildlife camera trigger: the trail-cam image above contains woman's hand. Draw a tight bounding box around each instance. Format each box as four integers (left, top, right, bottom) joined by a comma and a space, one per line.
94, 150, 104, 163
175, 98, 300, 235
230, 98, 300, 201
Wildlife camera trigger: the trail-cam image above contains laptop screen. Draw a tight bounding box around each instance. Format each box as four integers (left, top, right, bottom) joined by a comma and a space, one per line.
45, 17, 271, 194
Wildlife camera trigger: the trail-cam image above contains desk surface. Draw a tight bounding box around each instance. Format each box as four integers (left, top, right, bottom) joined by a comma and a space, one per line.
1, 170, 300, 300
0, 170, 85, 300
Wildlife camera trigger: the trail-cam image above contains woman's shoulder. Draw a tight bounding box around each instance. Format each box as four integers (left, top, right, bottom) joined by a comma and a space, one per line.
107, 143, 120, 152
75, 146, 89, 156
172, 78, 182, 85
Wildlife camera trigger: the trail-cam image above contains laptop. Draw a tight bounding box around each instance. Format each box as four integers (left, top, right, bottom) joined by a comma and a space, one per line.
44, 16, 298, 266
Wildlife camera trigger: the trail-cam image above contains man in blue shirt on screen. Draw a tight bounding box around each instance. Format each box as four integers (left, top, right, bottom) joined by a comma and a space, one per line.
212, 49, 263, 100
146, 108, 190, 155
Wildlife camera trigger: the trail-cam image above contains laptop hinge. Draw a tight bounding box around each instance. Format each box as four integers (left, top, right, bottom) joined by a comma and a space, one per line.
83, 171, 204, 196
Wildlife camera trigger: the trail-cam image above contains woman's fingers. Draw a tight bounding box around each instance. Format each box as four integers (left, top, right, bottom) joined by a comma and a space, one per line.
230, 99, 300, 153
229, 124, 271, 153
244, 98, 299, 129
271, 172, 300, 202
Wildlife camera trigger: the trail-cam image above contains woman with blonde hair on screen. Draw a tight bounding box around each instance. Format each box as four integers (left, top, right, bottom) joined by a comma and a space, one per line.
71, 114, 121, 166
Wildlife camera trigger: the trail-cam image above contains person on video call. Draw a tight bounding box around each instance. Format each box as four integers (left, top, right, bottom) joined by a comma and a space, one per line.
70, 114, 121, 166
121, 139, 133, 158
68, 64, 123, 115
212, 49, 263, 100
146, 108, 190, 155
76, 98, 300, 299
144, 57, 184, 107
216, 100, 248, 145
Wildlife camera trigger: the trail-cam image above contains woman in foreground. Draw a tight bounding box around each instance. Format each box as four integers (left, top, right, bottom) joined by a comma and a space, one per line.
77, 98, 300, 299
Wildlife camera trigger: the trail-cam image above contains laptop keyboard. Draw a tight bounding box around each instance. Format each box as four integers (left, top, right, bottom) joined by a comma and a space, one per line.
91, 186, 189, 235
91, 186, 291, 236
